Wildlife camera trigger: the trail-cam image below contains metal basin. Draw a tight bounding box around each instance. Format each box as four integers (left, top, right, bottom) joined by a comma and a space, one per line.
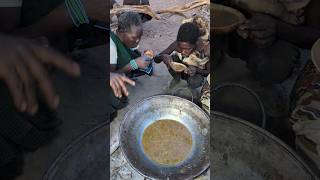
43, 122, 108, 180
120, 95, 210, 180
212, 112, 317, 180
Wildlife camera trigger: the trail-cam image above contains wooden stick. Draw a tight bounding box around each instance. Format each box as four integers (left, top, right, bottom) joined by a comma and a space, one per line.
110, 5, 160, 20
156, 0, 209, 14
110, 0, 209, 21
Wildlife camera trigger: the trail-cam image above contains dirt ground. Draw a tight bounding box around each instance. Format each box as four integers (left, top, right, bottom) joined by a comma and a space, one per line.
110, 0, 210, 179
12, 0, 209, 179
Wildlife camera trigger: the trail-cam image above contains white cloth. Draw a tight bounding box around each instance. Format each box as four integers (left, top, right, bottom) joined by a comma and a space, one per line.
110, 37, 117, 65
0, 0, 22, 7
293, 119, 320, 154
294, 119, 320, 169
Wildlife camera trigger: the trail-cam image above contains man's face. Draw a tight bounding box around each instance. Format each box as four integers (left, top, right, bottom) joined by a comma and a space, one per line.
177, 41, 196, 57
121, 25, 143, 48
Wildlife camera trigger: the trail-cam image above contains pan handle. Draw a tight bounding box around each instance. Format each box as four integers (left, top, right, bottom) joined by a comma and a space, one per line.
171, 87, 194, 102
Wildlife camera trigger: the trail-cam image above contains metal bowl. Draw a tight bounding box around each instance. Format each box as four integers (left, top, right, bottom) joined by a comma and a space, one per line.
211, 3, 246, 34
119, 95, 210, 180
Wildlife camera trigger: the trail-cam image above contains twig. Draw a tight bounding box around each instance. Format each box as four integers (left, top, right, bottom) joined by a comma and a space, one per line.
156, 0, 209, 15
110, 5, 160, 20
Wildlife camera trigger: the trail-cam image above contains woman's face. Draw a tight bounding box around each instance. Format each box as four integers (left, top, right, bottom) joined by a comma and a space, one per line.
121, 25, 143, 48
177, 41, 196, 57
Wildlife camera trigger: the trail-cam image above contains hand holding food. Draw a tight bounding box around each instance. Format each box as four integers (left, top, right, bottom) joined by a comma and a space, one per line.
184, 66, 197, 76
144, 49, 155, 59
170, 62, 187, 72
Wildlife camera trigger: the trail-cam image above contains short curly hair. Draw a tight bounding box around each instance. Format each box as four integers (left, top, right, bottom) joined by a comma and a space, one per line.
177, 22, 200, 45
117, 11, 142, 33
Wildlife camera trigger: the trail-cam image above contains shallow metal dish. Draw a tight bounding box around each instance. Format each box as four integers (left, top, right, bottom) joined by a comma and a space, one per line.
212, 112, 317, 180
120, 95, 210, 180
211, 3, 246, 34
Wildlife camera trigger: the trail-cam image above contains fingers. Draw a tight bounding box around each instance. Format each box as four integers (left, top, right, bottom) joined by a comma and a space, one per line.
111, 77, 122, 98
29, 43, 80, 77
17, 46, 59, 110
110, 74, 135, 98
117, 75, 135, 97
14, 61, 38, 114
115, 78, 122, 98
0, 67, 26, 112
117, 77, 129, 97
120, 76, 135, 86
110, 78, 121, 98
165, 58, 173, 66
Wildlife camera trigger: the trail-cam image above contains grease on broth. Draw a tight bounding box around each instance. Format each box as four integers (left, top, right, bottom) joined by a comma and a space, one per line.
142, 120, 192, 166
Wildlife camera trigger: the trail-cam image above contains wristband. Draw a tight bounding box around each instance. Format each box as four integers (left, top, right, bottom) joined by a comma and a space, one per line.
130, 59, 139, 70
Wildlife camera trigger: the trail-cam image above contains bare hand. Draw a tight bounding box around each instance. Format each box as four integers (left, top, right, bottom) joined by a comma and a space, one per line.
239, 13, 277, 48
0, 35, 80, 114
135, 57, 150, 69
184, 66, 197, 76
110, 73, 135, 98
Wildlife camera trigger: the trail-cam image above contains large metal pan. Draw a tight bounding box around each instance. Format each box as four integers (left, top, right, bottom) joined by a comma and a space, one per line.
42, 122, 108, 180
120, 95, 210, 180
212, 112, 318, 180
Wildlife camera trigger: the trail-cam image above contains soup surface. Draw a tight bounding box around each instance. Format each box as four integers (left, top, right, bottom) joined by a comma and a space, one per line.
142, 120, 193, 166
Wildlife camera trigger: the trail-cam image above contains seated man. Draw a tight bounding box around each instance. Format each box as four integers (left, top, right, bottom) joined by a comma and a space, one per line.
154, 22, 210, 96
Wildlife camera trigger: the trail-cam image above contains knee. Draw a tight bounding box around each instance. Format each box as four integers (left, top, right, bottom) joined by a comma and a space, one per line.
187, 75, 203, 89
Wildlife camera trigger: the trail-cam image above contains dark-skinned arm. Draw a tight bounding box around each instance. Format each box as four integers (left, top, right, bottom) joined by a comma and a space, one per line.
111, 64, 133, 73
110, 56, 150, 73
154, 41, 177, 63
196, 61, 210, 76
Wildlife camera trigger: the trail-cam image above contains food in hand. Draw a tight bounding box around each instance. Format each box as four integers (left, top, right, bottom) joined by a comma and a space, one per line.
144, 50, 155, 59
170, 62, 187, 72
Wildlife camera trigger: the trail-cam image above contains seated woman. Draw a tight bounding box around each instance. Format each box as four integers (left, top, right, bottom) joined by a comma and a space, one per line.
109, 11, 154, 112
110, 11, 153, 78
154, 22, 210, 97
